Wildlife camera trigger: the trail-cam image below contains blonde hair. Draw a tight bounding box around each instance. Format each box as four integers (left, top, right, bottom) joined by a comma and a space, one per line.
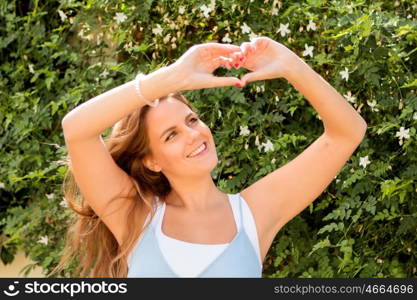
49, 92, 197, 277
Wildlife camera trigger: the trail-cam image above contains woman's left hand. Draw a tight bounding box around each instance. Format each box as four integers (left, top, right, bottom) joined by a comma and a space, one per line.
231, 36, 302, 86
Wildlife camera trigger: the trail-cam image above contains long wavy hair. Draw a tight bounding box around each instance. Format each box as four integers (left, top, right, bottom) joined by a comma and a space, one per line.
49, 92, 197, 277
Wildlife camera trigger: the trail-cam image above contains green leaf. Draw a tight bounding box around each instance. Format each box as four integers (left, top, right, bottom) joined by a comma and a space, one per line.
308, 236, 332, 256
401, 78, 417, 88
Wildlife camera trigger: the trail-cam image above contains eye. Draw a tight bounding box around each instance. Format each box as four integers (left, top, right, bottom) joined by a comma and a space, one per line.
165, 117, 199, 142
165, 131, 176, 141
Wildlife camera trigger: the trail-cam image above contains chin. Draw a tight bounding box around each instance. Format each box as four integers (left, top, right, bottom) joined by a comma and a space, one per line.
190, 153, 218, 175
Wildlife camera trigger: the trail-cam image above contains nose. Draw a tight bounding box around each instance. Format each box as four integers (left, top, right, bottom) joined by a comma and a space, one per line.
185, 126, 199, 144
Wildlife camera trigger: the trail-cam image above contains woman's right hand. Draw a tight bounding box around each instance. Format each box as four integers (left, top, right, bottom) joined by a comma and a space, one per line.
171, 42, 244, 90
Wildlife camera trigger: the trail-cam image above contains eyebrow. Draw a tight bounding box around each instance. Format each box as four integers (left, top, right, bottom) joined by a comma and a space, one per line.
159, 112, 196, 140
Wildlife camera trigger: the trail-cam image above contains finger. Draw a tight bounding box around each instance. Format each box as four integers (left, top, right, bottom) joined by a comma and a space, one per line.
213, 56, 233, 70
202, 42, 241, 56
207, 75, 243, 88
229, 51, 243, 68
251, 37, 268, 51
241, 71, 261, 85
240, 42, 253, 57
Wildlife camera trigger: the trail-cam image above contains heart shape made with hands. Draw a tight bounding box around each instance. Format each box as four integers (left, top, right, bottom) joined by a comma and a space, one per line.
214, 43, 261, 87
187, 37, 286, 89
209, 56, 245, 88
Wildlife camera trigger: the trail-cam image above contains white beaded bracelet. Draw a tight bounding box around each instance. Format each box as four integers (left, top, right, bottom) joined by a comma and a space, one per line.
134, 73, 159, 107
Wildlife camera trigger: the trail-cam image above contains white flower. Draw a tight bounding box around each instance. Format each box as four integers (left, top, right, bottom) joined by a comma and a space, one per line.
359, 155, 371, 168
163, 33, 171, 44
344, 91, 356, 103
244, 143, 249, 150
60, 198, 68, 208
271, 158, 276, 164
123, 41, 133, 50
57, 9, 67, 22
413, 112, 417, 120
171, 42, 177, 49
38, 236, 49, 245
398, 101, 403, 110
255, 85, 265, 93
28, 64, 35, 74
179, 6, 185, 14
218, 110, 222, 118
210, 0, 216, 11
262, 140, 274, 152
306, 19, 317, 31
277, 23, 291, 37
239, 126, 250, 136
255, 136, 262, 151
302, 44, 314, 58
271, 0, 280, 15
395, 127, 410, 146
0, 182, 5, 189
114, 12, 127, 24
249, 32, 258, 40
222, 34, 232, 43
347, 5, 353, 13
200, 4, 212, 18
152, 24, 163, 36
46, 193, 55, 200
241, 22, 251, 34
340, 67, 349, 81
367, 100, 379, 112
100, 69, 109, 78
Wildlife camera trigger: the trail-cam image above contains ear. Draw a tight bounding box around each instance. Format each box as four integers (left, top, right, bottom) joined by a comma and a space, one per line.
142, 155, 162, 173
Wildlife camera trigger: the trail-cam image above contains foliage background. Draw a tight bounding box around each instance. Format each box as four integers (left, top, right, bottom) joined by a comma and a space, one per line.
0, 0, 416, 277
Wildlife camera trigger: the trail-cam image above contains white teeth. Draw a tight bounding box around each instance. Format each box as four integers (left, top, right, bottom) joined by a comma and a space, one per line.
188, 143, 206, 157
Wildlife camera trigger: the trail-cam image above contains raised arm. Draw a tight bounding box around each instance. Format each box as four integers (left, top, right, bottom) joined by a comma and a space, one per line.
60, 43, 242, 246
61, 66, 179, 140
236, 37, 367, 262
62, 43, 243, 139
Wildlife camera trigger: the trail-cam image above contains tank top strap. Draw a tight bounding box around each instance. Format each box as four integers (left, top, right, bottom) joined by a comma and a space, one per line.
236, 193, 244, 230
146, 195, 163, 229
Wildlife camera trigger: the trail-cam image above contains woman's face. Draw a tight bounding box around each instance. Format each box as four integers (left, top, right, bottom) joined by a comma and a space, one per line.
144, 97, 218, 178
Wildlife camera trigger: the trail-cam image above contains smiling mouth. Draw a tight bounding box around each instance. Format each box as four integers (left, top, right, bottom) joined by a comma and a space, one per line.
187, 142, 207, 158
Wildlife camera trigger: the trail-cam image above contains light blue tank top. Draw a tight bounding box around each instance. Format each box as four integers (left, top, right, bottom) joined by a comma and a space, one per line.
127, 193, 262, 278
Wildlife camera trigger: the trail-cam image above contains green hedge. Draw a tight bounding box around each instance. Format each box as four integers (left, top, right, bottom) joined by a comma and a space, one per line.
0, 0, 416, 277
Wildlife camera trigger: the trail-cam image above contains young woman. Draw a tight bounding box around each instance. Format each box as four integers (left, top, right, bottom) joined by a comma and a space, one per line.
54, 37, 367, 278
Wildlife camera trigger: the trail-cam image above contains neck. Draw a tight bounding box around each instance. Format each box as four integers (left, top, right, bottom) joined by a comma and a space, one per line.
164, 173, 226, 213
